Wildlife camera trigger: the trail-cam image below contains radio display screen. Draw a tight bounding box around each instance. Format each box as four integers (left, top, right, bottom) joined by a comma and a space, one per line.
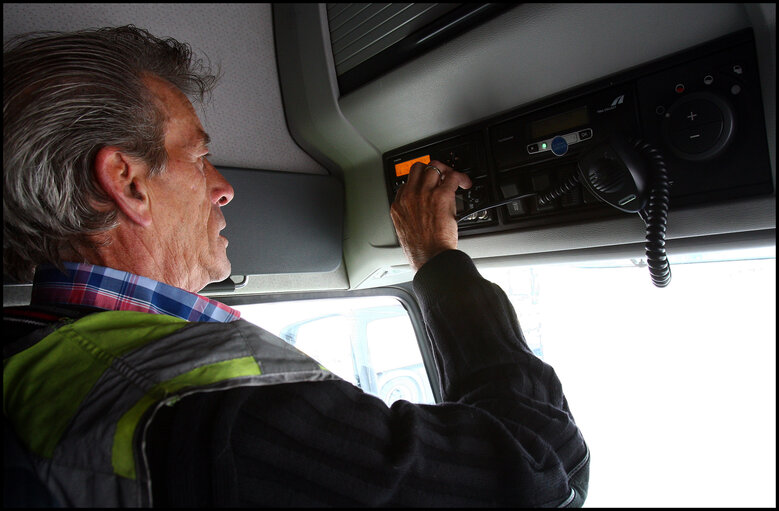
394, 155, 431, 177
531, 106, 589, 140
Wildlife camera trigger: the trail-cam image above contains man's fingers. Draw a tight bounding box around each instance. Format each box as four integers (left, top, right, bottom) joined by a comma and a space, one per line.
407, 160, 465, 191
417, 161, 473, 190
438, 166, 472, 193
421, 162, 446, 189
406, 161, 433, 189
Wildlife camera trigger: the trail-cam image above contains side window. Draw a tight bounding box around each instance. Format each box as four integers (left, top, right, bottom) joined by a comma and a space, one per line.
233, 295, 436, 406
478, 246, 776, 507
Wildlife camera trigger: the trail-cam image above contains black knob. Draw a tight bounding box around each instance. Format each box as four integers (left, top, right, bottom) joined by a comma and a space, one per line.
662, 91, 735, 161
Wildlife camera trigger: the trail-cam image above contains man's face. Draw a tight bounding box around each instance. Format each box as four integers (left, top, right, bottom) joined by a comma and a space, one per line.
143, 74, 234, 292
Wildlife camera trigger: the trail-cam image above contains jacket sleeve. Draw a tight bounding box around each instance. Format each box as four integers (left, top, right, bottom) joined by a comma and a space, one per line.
413, 249, 590, 504
146, 250, 589, 507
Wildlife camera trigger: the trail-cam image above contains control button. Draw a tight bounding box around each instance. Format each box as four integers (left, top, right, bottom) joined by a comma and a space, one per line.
527, 143, 539, 154
675, 83, 685, 94
655, 105, 666, 115
499, 183, 527, 218
662, 91, 736, 161
719, 63, 746, 80
506, 200, 527, 217
668, 98, 723, 132
444, 143, 473, 172
444, 152, 459, 169
704, 75, 714, 85
578, 129, 593, 140
671, 122, 723, 154
550, 136, 568, 156
731, 84, 741, 95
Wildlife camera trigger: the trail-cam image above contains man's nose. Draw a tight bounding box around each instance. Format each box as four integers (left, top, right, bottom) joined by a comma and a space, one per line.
208, 164, 235, 206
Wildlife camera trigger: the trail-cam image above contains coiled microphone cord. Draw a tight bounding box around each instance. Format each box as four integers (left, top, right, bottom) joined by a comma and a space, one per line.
633, 139, 672, 287
536, 172, 580, 206
455, 174, 580, 222
455, 139, 671, 288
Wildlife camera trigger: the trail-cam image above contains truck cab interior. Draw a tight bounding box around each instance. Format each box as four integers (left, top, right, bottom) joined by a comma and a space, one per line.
3, 3, 775, 506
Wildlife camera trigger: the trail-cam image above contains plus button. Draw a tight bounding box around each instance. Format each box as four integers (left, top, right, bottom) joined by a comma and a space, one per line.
686, 111, 698, 122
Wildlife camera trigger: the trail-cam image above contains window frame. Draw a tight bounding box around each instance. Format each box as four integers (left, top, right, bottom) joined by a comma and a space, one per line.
215, 283, 442, 403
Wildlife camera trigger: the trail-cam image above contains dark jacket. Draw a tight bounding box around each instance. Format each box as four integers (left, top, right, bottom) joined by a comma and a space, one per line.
5, 250, 589, 507
147, 250, 589, 507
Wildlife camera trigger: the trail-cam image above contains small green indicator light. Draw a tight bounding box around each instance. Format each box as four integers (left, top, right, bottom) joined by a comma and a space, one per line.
542, 143, 547, 149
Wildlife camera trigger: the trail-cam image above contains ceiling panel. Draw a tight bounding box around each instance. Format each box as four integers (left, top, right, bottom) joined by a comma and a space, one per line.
2, 2, 327, 175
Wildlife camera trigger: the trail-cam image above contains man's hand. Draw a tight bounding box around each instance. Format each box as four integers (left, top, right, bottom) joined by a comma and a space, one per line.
390, 160, 472, 271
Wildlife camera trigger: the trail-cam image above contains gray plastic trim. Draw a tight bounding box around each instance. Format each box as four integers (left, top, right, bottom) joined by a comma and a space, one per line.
219, 167, 344, 276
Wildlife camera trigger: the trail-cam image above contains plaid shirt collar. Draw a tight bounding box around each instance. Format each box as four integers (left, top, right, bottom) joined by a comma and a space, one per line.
31, 262, 241, 323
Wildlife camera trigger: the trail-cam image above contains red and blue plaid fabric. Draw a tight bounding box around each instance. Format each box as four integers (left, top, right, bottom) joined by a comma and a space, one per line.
31, 262, 241, 323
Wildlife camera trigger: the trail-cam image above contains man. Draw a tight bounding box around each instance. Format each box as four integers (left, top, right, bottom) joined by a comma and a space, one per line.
4, 26, 589, 507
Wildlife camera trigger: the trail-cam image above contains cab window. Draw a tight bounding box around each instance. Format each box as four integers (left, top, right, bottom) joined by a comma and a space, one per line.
234, 295, 436, 406
479, 245, 776, 507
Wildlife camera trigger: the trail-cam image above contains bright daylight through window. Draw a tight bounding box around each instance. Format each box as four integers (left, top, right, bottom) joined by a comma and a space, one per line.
235, 295, 436, 407
235, 245, 775, 508
479, 245, 776, 508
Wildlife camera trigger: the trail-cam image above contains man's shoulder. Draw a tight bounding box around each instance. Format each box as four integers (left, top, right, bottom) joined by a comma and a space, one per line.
3, 304, 107, 357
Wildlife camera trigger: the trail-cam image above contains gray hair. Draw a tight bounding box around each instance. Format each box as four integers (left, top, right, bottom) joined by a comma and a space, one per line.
3, 25, 220, 282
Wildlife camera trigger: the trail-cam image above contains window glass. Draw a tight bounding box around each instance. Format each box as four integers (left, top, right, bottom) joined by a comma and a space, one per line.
234, 295, 436, 406
478, 246, 776, 508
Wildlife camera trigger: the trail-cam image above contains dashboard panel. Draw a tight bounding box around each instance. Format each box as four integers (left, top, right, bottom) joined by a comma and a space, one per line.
384, 29, 773, 238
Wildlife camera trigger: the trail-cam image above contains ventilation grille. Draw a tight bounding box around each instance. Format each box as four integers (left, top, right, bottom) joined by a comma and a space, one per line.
327, 3, 461, 77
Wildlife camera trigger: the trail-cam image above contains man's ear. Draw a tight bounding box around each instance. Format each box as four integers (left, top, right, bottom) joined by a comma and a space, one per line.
93, 146, 152, 227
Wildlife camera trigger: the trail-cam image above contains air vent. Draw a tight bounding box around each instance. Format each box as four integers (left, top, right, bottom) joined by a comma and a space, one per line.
327, 3, 513, 95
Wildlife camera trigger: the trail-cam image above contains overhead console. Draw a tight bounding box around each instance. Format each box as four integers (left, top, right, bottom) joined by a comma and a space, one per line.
384, 29, 773, 237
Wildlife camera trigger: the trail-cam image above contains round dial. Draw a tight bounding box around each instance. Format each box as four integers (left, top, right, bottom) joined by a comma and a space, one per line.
662, 91, 735, 161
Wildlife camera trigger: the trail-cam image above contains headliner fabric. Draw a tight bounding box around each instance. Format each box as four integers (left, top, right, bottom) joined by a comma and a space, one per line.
2, 2, 327, 175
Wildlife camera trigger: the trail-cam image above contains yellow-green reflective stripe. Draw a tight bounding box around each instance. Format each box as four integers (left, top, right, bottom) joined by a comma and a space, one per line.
3, 312, 187, 459
112, 356, 262, 480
